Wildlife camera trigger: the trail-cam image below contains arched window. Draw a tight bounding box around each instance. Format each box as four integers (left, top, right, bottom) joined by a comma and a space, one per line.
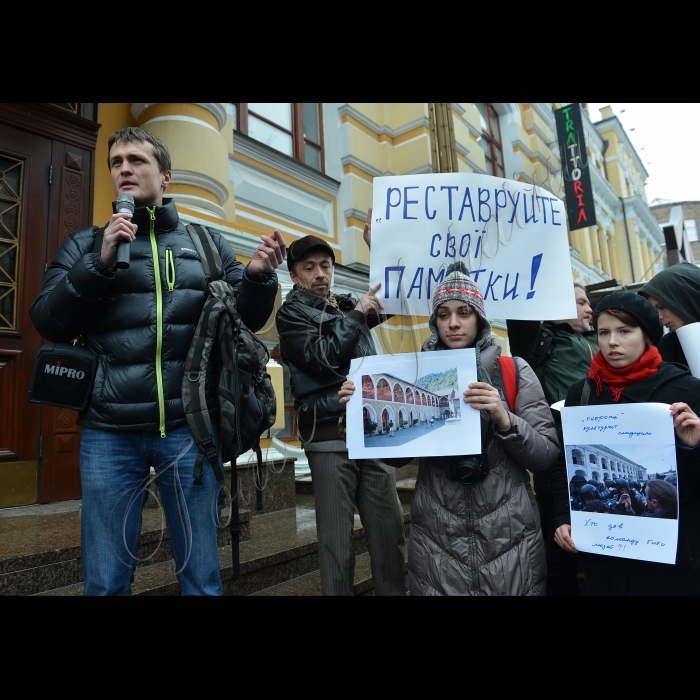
362, 375, 375, 399
377, 379, 391, 400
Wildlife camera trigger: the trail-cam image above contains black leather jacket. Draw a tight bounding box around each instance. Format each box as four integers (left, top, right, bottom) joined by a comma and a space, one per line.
30, 199, 278, 433
275, 286, 378, 442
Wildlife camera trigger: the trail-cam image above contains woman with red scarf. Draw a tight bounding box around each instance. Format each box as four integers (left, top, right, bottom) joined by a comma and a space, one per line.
551, 292, 700, 595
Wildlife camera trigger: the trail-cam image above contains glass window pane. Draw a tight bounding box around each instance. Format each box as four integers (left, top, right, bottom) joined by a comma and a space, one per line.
304, 143, 321, 171
248, 115, 293, 157
249, 103, 293, 132
685, 219, 698, 242
490, 109, 501, 141
475, 103, 490, 133
302, 103, 320, 142
229, 103, 237, 129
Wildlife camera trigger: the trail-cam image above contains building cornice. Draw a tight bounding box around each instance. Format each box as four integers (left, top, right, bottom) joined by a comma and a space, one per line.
594, 116, 649, 180
338, 104, 430, 139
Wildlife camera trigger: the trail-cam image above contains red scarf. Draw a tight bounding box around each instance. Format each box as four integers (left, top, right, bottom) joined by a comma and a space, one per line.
588, 346, 662, 402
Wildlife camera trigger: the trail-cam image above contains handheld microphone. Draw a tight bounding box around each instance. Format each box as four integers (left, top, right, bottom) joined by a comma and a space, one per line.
114, 192, 135, 270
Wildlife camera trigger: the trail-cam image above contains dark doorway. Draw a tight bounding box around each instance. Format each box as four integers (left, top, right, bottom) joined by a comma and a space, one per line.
0, 104, 97, 506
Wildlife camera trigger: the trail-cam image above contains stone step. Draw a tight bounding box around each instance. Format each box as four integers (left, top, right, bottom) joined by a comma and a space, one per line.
35, 497, 411, 596
251, 547, 410, 596
0, 500, 251, 596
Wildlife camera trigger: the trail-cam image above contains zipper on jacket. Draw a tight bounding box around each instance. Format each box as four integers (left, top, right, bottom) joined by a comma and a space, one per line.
147, 206, 166, 438
165, 247, 175, 300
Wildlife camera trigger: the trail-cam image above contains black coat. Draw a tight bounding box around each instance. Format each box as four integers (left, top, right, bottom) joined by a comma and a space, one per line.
30, 199, 278, 432
275, 286, 379, 442
551, 362, 700, 595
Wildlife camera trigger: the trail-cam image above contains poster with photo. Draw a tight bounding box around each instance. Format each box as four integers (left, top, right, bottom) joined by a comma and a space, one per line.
346, 349, 480, 460
561, 403, 679, 565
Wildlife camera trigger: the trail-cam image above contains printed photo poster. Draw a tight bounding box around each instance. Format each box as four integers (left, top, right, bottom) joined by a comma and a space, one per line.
561, 403, 679, 565
370, 173, 577, 321
346, 348, 480, 460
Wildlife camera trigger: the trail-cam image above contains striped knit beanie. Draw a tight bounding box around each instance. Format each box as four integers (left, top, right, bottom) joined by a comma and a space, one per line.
425, 261, 492, 351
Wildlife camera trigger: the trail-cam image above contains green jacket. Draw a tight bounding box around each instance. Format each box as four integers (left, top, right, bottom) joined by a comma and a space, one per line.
506, 320, 597, 443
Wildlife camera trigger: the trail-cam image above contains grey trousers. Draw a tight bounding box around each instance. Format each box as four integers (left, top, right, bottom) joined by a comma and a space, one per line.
305, 441, 406, 596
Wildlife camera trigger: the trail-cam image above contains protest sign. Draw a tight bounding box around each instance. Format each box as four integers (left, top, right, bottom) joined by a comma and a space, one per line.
370, 173, 577, 320
346, 348, 480, 460
676, 322, 700, 378
561, 403, 679, 565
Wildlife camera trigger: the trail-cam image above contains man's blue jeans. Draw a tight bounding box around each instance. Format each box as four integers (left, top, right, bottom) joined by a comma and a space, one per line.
80, 425, 224, 596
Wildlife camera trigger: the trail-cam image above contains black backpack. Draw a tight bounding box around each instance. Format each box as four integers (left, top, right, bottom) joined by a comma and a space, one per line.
182, 223, 276, 580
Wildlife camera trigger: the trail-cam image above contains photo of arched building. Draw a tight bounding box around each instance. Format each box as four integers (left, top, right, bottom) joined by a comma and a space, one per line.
565, 443, 648, 482
361, 367, 460, 447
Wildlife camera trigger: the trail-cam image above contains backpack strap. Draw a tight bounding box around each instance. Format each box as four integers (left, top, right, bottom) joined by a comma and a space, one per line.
498, 355, 519, 413
186, 223, 224, 281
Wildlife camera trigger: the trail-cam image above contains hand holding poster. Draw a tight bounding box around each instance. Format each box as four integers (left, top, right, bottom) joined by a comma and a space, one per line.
560, 403, 679, 565
345, 348, 480, 460
370, 173, 577, 320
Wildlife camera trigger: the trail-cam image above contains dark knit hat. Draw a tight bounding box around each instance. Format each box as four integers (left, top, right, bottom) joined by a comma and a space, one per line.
287, 235, 334, 270
593, 292, 664, 345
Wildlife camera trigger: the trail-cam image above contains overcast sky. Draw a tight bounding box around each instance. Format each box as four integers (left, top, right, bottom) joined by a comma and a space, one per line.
586, 103, 700, 204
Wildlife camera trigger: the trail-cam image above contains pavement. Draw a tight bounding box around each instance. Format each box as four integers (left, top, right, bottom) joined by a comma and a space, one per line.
364, 421, 448, 448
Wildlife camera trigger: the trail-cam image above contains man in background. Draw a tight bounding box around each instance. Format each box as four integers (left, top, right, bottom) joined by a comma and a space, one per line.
507, 283, 597, 595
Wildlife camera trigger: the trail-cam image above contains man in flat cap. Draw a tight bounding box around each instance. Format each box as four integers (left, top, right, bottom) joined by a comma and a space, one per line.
275, 212, 405, 595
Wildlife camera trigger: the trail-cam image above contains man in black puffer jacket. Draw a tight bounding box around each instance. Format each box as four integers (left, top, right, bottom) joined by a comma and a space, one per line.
30, 128, 285, 595
275, 224, 406, 596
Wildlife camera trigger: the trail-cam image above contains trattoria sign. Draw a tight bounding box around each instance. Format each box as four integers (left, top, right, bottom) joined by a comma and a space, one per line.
554, 103, 597, 232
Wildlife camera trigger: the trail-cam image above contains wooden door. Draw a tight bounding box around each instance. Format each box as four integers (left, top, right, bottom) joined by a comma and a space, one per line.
0, 124, 51, 506
0, 105, 96, 506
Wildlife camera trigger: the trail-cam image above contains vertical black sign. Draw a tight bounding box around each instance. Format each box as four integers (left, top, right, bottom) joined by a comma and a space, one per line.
554, 103, 597, 231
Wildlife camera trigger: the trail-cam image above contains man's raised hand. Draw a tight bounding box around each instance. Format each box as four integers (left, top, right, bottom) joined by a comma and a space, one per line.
248, 229, 287, 276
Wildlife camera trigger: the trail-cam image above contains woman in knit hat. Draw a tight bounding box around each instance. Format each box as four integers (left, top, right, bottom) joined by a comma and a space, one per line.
340, 262, 560, 595
551, 292, 700, 595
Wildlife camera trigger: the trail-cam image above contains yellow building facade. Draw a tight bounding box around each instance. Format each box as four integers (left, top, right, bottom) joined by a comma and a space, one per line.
91, 102, 663, 441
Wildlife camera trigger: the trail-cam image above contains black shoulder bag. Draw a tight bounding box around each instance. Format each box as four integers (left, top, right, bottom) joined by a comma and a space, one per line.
28, 229, 103, 411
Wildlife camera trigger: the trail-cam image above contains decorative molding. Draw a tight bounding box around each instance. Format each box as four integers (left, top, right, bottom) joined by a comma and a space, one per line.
169, 193, 227, 219
593, 115, 649, 180
623, 195, 665, 246
531, 103, 556, 128
234, 131, 340, 196
140, 114, 221, 135
455, 142, 470, 158
170, 169, 228, 205
133, 102, 229, 132
464, 157, 486, 174
194, 103, 227, 131
0, 103, 98, 150
337, 104, 430, 139
512, 139, 559, 174
131, 103, 155, 120
60, 168, 83, 240
340, 154, 384, 178
344, 207, 369, 222
523, 120, 553, 149
230, 153, 335, 238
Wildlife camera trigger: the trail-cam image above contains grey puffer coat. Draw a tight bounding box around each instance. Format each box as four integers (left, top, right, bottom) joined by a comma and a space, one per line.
408, 337, 560, 596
